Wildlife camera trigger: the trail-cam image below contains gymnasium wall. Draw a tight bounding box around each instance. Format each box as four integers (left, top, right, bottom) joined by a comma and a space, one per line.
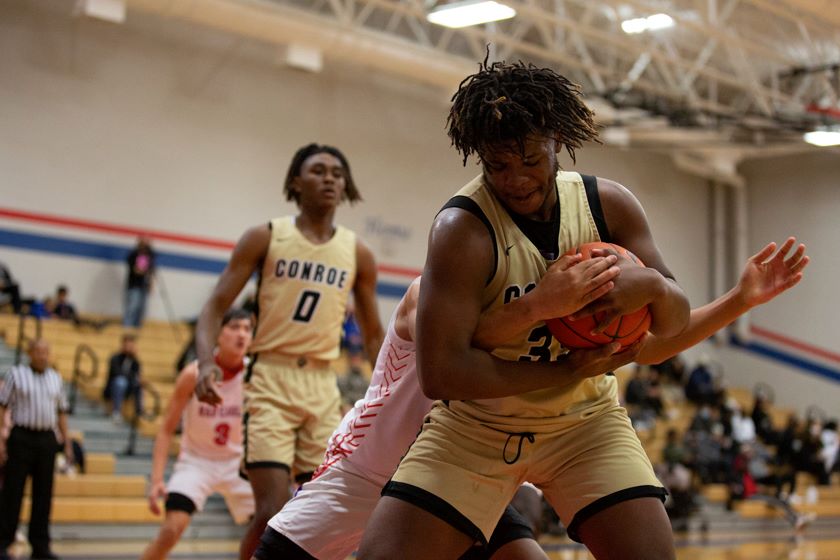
718, 152, 840, 413
2, 1, 837, 411
0, 1, 709, 319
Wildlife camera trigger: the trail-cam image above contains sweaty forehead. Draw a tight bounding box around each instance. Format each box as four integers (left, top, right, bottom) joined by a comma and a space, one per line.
302, 152, 343, 170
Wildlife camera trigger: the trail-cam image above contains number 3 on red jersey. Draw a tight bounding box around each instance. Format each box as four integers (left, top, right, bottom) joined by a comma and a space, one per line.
214, 422, 231, 446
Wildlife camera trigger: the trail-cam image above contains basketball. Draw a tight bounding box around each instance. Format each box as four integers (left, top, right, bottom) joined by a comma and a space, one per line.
545, 242, 651, 349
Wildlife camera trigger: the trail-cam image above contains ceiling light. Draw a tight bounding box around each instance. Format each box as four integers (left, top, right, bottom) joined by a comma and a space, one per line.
621, 13, 674, 34
803, 130, 840, 146
427, 1, 516, 29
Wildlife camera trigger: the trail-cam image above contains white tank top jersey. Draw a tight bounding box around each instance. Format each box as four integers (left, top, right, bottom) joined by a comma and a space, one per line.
180, 360, 246, 462
312, 317, 426, 485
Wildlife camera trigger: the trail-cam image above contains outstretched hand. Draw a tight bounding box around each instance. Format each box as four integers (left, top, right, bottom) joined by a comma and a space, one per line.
737, 237, 809, 308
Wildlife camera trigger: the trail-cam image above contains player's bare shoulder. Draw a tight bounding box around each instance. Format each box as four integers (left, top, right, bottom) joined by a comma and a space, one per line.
177, 361, 201, 392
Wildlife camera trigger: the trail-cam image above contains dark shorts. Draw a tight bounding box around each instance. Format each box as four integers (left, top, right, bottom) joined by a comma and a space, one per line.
165, 492, 197, 516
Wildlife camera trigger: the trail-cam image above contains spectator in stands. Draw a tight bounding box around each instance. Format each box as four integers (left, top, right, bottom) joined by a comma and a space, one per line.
684, 356, 722, 406
726, 442, 816, 535
103, 334, 143, 424
795, 417, 825, 481
124, 237, 156, 328
50, 286, 79, 325
729, 400, 757, 447
818, 419, 839, 485
0, 263, 22, 315
685, 406, 730, 484
651, 354, 686, 385
626, 366, 665, 415
662, 428, 687, 466
751, 394, 777, 445
29, 296, 53, 320
0, 339, 72, 560
775, 414, 802, 498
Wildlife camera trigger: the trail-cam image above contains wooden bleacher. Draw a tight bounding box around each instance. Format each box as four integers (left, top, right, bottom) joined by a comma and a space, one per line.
4, 312, 837, 527
0, 313, 188, 437
0, 311, 359, 525
619, 368, 840, 525
0, 313, 183, 524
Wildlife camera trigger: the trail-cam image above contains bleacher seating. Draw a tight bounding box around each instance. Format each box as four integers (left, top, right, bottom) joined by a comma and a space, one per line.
0, 313, 182, 524
2, 311, 838, 528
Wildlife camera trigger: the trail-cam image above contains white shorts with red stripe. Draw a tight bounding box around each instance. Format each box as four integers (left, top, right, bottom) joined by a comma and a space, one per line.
267, 461, 382, 560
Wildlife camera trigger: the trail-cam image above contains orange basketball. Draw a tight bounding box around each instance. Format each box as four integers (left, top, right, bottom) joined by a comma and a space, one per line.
545, 242, 651, 349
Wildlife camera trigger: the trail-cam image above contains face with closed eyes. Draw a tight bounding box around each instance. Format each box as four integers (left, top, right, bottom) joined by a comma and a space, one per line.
479, 134, 560, 220
291, 152, 347, 210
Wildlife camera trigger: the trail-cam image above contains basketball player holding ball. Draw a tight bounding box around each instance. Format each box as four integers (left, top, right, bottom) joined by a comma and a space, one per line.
358, 58, 692, 560
253, 233, 806, 559
547, 242, 652, 350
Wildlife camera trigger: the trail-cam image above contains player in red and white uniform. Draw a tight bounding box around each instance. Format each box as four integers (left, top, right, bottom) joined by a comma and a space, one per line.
142, 309, 255, 560
255, 238, 807, 560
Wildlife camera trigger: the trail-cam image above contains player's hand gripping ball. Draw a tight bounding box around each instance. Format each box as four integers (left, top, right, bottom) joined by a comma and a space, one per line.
546, 242, 651, 349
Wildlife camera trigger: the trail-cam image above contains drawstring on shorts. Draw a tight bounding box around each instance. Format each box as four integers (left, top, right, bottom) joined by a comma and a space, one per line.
502, 431, 535, 464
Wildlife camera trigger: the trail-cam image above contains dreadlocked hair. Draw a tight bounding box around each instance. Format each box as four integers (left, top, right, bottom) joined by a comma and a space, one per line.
447, 56, 600, 165
283, 143, 362, 205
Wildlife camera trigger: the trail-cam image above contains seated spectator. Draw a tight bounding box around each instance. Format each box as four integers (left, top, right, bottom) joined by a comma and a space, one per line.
662, 428, 687, 466
794, 417, 825, 481
685, 406, 730, 484
0, 263, 22, 314
625, 366, 664, 431
51, 285, 79, 324
29, 296, 53, 319
751, 394, 778, 445
103, 334, 143, 423
729, 400, 757, 447
727, 442, 815, 535
819, 419, 839, 485
685, 356, 722, 406
651, 354, 686, 385
42, 286, 108, 330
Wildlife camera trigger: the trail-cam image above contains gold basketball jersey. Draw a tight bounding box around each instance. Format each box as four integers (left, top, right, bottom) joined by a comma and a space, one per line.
455, 171, 618, 425
250, 216, 357, 361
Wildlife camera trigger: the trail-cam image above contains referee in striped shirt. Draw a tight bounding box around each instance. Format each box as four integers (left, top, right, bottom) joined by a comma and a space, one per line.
0, 339, 72, 560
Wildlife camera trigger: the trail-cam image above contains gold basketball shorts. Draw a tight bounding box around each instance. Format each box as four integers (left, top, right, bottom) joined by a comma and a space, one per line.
384, 400, 665, 543
243, 352, 342, 476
